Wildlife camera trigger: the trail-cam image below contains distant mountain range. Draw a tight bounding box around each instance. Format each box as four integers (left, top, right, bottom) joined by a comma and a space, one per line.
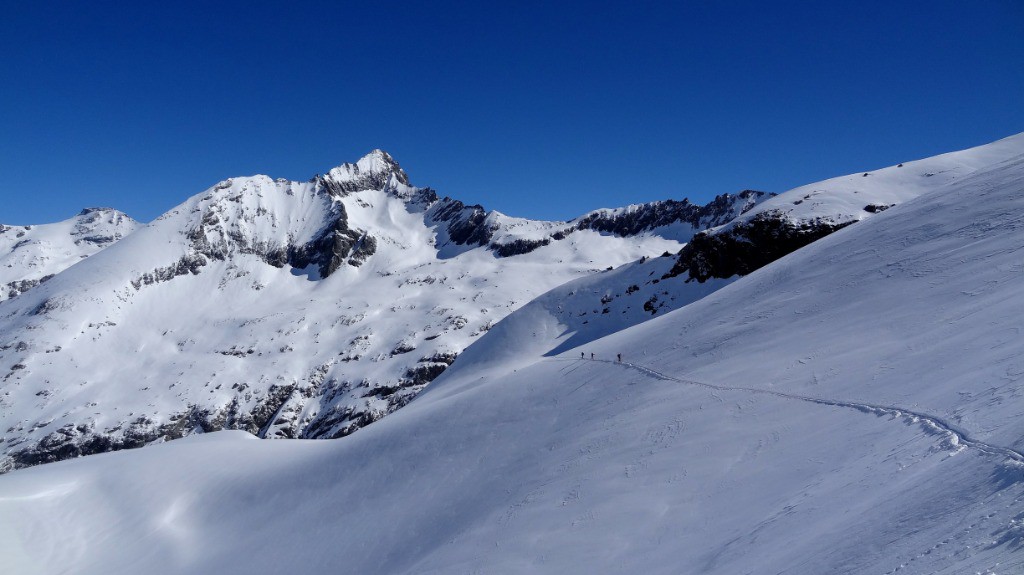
1, 135, 1022, 472
2, 132, 1023, 574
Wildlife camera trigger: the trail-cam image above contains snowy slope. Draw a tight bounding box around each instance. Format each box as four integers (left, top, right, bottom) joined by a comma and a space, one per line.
666, 132, 1024, 282
1, 135, 1022, 574
0, 208, 138, 301
0, 151, 766, 471
728, 131, 1024, 230
479, 132, 1024, 359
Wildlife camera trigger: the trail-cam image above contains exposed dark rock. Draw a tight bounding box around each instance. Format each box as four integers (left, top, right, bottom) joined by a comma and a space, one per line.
286, 201, 376, 276
491, 237, 551, 257
390, 342, 416, 356
75, 235, 117, 245
643, 296, 660, 315
427, 198, 495, 247
403, 363, 448, 387
419, 351, 458, 365
4, 274, 54, 300
179, 190, 378, 282
574, 200, 699, 236
30, 297, 63, 316
572, 190, 770, 237
259, 364, 333, 439
347, 234, 377, 267
301, 351, 459, 442
665, 211, 855, 283
864, 203, 895, 213
315, 150, 412, 197
77, 207, 116, 216
131, 253, 208, 289
425, 189, 773, 259
304, 403, 384, 440
5, 379, 314, 470
252, 384, 297, 436
10, 406, 204, 469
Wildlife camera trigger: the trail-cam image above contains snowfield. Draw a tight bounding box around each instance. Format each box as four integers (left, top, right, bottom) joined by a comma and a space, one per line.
0, 208, 138, 302
0, 134, 1022, 574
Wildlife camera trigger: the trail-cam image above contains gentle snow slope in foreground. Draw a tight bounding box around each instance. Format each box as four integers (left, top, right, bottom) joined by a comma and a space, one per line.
1, 154, 1023, 574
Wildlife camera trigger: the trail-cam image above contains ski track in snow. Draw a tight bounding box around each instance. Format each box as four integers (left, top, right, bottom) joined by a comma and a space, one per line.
555, 357, 1024, 464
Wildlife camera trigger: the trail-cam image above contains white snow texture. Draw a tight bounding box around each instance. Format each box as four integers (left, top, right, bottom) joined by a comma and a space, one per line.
1, 133, 1023, 574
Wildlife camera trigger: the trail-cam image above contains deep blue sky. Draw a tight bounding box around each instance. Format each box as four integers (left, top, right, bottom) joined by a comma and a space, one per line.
2, 1, 1022, 225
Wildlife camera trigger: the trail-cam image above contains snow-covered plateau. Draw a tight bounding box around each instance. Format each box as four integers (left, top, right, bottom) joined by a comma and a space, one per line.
1, 133, 1023, 574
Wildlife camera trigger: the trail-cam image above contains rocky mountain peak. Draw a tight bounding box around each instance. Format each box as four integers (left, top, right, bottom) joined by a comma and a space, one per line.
321, 149, 412, 196
74, 207, 136, 228
355, 149, 406, 179
78, 207, 117, 216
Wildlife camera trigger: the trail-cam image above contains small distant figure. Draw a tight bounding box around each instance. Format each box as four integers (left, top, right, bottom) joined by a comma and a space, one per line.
617, 353, 622, 362
580, 351, 584, 359
590, 353, 595, 360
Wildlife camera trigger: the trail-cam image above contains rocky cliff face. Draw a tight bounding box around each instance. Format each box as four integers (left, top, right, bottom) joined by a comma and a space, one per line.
426, 189, 772, 258
664, 211, 854, 282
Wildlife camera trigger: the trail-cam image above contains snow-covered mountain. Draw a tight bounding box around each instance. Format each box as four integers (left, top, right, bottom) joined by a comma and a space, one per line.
666, 132, 1024, 281
0, 208, 138, 302
1, 133, 1021, 574
0, 150, 769, 471
478, 132, 1024, 359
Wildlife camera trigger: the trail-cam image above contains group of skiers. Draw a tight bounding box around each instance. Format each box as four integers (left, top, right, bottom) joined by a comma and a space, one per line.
581, 351, 623, 362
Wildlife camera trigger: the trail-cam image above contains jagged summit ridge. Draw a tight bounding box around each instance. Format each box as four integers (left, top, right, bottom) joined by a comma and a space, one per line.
425, 189, 772, 259
320, 149, 414, 198
171, 151, 771, 269
78, 207, 120, 216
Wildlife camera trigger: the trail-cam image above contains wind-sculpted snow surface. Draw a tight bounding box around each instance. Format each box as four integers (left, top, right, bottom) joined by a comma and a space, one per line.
0, 208, 138, 301
1, 141, 1023, 574
0, 151, 769, 471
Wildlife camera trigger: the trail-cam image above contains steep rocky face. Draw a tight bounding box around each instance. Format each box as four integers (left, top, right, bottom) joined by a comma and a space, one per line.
171, 175, 383, 280
426, 189, 773, 258
426, 198, 495, 247
665, 211, 855, 282
287, 210, 378, 277
572, 190, 766, 237
318, 149, 411, 196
